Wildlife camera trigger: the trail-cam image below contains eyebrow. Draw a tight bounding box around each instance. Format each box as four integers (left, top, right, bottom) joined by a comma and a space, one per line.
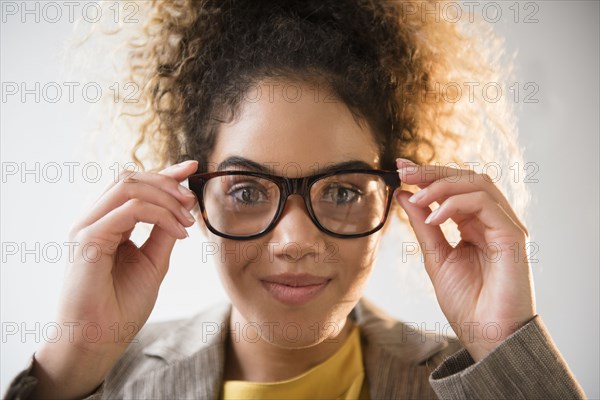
217, 156, 375, 176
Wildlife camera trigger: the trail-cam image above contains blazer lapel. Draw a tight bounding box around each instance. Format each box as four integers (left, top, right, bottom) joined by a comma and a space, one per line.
123, 346, 224, 399
124, 302, 232, 399
353, 298, 449, 399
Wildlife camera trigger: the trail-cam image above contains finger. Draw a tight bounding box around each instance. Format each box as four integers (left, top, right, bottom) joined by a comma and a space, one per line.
424, 191, 526, 244
80, 180, 197, 230
398, 159, 528, 236
395, 190, 452, 280
82, 199, 188, 254
126, 165, 199, 208
140, 224, 177, 277
94, 160, 198, 208
409, 178, 527, 236
156, 160, 200, 209
396, 158, 472, 186
398, 159, 499, 208
159, 159, 199, 182
137, 161, 199, 273
73, 161, 199, 233
92, 168, 137, 207
159, 160, 200, 210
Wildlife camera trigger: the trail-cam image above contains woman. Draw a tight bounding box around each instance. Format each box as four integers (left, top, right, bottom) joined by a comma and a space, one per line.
6, 0, 586, 399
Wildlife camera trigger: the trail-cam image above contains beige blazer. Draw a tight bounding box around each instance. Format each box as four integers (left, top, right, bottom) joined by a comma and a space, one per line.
6, 298, 586, 399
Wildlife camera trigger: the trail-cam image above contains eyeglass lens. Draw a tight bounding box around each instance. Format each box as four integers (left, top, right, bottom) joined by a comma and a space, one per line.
202, 172, 389, 237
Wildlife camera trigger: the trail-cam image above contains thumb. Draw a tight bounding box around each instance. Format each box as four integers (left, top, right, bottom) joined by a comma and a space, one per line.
160, 159, 199, 211
395, 190, 451, 280
141, 160, 199, 276
140, 224, 178, 281
159, 160, 199, 182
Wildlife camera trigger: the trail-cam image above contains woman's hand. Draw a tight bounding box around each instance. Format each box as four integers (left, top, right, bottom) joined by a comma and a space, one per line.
30, 160, 199, 399
395, 158, 536, 362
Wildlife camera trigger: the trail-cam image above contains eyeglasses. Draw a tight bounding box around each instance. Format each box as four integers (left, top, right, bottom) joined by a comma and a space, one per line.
188, 169, 400, 240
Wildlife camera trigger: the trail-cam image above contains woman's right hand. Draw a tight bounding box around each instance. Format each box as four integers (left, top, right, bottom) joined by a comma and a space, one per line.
29, 160, 199, 400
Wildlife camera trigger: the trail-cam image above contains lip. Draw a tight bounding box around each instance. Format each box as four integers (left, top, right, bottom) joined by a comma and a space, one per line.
260, 273, 331, 306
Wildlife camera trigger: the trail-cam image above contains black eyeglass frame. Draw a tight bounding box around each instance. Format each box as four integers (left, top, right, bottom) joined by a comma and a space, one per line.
188, 169, 401, 240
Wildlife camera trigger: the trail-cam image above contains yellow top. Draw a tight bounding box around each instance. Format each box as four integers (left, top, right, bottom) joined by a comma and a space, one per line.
221, 324, 370, 399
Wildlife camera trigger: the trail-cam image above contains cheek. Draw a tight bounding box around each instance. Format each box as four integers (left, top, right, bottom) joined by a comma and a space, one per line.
331, 235, 381, 299
208, 235, 247, 294
209, 235, 270, 299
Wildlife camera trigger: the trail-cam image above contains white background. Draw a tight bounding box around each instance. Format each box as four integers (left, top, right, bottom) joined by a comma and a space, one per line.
1, 1, 599, 397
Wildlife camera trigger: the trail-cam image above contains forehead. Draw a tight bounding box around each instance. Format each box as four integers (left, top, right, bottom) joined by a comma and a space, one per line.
209, 79, 380, 176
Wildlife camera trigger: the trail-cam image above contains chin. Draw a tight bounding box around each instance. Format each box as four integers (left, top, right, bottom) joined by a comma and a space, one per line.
238, 295, 352, 348
255, 314, 339, 349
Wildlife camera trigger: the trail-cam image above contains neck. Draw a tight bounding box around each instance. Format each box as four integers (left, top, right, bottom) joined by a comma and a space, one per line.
224, 308, 355, 382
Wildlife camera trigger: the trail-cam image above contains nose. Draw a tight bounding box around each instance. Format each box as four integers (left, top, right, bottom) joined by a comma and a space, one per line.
269, 194, 326, 262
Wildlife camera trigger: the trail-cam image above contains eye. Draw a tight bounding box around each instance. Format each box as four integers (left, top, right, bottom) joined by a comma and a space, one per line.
321, 184, 362, 205
227, 183, 269, 205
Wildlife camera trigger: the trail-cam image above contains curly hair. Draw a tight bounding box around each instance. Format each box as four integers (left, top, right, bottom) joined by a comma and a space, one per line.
105, 0, 527, 218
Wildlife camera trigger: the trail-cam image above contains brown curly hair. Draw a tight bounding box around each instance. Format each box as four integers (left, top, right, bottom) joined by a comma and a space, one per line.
105, 0, 527, 217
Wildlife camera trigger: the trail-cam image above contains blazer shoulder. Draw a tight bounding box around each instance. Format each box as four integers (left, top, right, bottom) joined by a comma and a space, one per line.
101, 301, 231, 398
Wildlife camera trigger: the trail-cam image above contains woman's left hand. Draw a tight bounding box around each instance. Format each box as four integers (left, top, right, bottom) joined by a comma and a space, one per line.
395, 158, 536, 362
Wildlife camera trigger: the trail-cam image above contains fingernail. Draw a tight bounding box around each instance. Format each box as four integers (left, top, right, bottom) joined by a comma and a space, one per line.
175, 160, 198, 169
178, 223, 189, 238
408, 188, 427, 203
396, 158, 416, 167
424, 208, 438, 224
178, 185, 196, 199
181, 206, 195, 223
397, 165, 418, 175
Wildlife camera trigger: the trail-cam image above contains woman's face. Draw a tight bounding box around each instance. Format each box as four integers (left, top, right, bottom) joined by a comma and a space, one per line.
205, 78, 384, 348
